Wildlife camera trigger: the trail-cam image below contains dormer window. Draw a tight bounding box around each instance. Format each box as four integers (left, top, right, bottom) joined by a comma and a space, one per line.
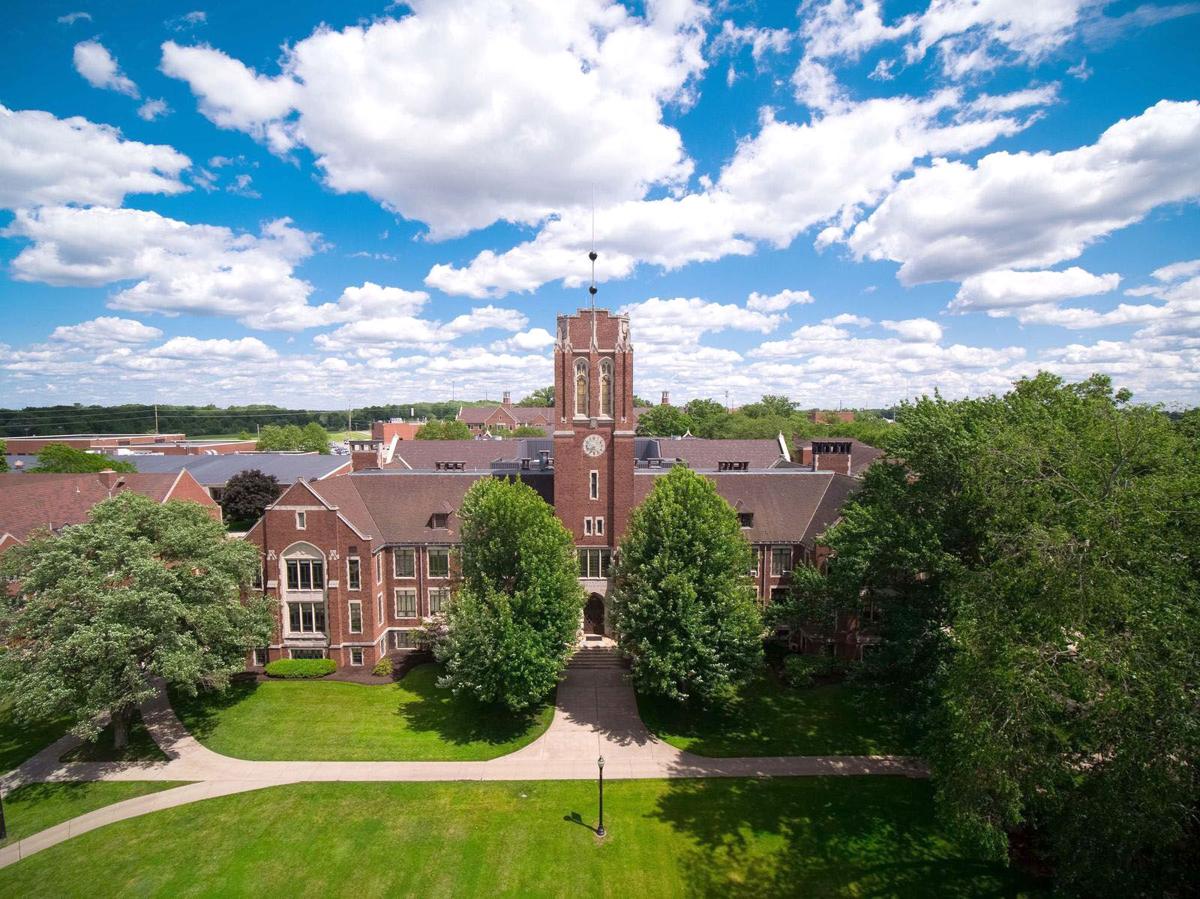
738, 512, 754, 528
574, 358, 589, 417
430, 512, 449, 529
599, 358, 613, 417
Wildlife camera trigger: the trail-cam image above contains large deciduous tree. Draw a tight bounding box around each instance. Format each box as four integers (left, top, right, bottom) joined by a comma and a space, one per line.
819, 373, 1200, 897
611, 465, 763, 707
255, 423, 331, 453
415, 419, 472, 440
634, 404, 695, 437
0, 492, 274, 749
516, 385, 554, 407
436, 477, 583, 711
220, 468, 282, 529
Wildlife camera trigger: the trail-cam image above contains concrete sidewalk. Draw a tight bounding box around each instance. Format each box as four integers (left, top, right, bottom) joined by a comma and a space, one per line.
0, 666, 927, 870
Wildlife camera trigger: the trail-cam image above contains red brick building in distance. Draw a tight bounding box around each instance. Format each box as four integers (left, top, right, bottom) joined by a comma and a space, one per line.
4, 434, 258, 456
0, 469, 220, 555
245, 306, 871, 670
455, 392, 553, 435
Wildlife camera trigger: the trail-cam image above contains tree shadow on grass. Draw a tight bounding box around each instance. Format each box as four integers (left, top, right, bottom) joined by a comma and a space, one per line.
651, 776, 1050, 899
168, 678, 260, 743
59, 712, 167, 763
638, 673, 919, 757
395, 666, 553, 748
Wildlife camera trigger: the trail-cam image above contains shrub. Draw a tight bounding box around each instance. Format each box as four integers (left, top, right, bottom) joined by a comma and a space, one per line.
782, 653, 836, 688
371, 657, 394, 677
264, 658, 336, 679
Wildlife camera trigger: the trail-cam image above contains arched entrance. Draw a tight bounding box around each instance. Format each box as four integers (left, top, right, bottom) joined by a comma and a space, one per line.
583, 594, 605, 635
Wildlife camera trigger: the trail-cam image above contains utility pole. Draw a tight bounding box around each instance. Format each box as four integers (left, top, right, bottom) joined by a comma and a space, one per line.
153, 403, 159, 435
347, 402, 352, 434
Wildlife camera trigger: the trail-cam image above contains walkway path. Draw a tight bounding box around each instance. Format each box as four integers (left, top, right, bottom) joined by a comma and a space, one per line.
0, 665, 926, 870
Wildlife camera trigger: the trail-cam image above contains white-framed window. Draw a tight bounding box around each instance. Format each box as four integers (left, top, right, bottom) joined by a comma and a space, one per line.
252, 647, 268, 667
589, 470, 599, 500
348, 601, 363, 633
574, 358, 589, 417
394, 547, 416, 578
375, 552, 383, 581
290, 648, 324, 660
377, 592, 384, 625
430, 512, 450, 529
599, 358, 613, 417
584, 517, 593, 536
578, 547, 611, 579
428, 547, 450, 578
347, 557, 361, 590
349, 647, 364, 666
295, 511, 306, 530
428, 587, 450, 614
392, 629, 419, 649
285, 558, 324, 591
394, 588, 417, 617
771, 546, 793, 577
595, 517, 605, 536
287, 601, 326, 634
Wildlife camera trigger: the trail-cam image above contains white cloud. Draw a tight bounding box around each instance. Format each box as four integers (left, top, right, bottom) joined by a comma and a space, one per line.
801, 1, 916, 60
313, 303, 527, 353
791, 59, 848, 113
161, 0, 707, 238
148, 336, 277, 362
617, 297, 783, 345
49, 316, 163, 348
5, 207, 320, 329
73, 39, 140, 97
881, 317, 943, 342
58, 12, 92, 25
952, 266, 1120, 311
429, 86, 1044, 297
0, 105, 189, 209
137, 99, 170, 121
491, 327, 555, 353
746, 288, 815, 312
848, 101, 1200, 284
1150, 258, 1200, 283
823, 313, 872, 327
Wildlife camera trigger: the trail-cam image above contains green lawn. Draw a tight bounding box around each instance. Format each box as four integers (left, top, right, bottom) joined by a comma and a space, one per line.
638, 674, 918, 757
0, 781, 188, 848
169, 664, 553, 761
59, 712, 168, 764
0, 778, 1046, 897
0, 700, 70, 774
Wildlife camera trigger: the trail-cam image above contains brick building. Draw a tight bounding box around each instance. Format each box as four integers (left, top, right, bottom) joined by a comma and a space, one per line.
4, 434, 258, 456
0, 469, 220, 554
456, 393, 553, 434
245, 307, 869, 669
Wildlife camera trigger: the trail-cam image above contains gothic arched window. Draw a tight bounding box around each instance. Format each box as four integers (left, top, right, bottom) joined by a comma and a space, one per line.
599, 358, 613, 417
574, 358, 589, 417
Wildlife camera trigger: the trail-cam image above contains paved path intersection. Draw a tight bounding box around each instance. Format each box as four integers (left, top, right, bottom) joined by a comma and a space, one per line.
0, 665, 926, 869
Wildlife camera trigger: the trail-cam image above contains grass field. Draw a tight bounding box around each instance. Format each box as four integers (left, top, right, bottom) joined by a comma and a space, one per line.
637, 674, 918, 757
0, 778, 1045, 897
0, 781, 188, 848
0, 701, 69, 774
170, 664, 553, 761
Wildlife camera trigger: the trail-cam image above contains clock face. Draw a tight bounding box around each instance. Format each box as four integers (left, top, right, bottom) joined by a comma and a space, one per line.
582, 434, 606, 457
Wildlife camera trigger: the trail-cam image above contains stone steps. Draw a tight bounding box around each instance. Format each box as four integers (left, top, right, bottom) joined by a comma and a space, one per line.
567, 647, 627, 669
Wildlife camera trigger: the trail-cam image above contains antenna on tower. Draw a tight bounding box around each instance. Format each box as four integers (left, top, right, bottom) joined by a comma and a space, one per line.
588, 185, 598, 312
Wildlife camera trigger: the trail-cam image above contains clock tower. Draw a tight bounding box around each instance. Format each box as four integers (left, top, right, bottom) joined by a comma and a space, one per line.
552, 300, 636, 552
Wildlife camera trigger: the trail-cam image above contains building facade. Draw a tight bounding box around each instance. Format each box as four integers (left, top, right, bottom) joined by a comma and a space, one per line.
246, 307, 867, 669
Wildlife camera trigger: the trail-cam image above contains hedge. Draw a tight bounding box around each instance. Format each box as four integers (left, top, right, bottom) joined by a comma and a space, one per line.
264, 658, 337, 679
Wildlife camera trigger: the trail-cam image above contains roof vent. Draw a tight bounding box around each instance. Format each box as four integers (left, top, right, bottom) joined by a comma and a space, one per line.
718, 460, 750, 471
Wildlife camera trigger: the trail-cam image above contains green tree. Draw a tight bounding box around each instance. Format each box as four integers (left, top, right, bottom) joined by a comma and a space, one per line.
220, 469, 282, 529
741, 394, 795, 418
32, 444, 136, 473
632, 394, 655, 408
436, 477, 583, 711
0, 438, 6, 472
516, 386, 554, 407
610, 466, 763, 707
415, 420, 472, 440
510, 425, 547, 437
254, 423, 331, 453
0, 492, 273, 750
635, 405, 695, 437
820, 374, 1200, 897
683, 398, 727, 438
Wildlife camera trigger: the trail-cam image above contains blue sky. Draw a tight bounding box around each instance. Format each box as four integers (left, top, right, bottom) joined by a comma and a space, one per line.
1, 0, 1198, 410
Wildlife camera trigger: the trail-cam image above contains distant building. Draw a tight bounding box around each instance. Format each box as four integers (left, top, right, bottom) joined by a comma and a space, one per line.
0, 469, 220, 554
807, 409, 856, 424
370, 420, 424, 443
107, 452, 351, 502
4, 434, 257, 456
245, 306, 877, 671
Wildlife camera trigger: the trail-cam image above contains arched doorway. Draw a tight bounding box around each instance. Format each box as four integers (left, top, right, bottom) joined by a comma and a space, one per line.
583, 594, 605, 635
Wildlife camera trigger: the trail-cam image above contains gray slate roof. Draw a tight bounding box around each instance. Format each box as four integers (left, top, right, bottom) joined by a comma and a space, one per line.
93, 452, 349, 486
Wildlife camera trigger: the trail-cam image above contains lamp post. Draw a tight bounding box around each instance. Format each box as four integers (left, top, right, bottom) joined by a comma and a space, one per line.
596, 755, 606, 837
0, 784, 6, 841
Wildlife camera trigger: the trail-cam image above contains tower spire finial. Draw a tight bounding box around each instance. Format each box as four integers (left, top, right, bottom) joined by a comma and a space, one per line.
588, 186, 598, 312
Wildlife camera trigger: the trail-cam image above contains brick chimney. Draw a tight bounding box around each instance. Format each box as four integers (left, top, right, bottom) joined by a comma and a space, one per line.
812, 440, 852, 475
348, 439, 383, 471
660, 391, 670, 406
502, 391, 512, 406
97, 469, 126, 491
